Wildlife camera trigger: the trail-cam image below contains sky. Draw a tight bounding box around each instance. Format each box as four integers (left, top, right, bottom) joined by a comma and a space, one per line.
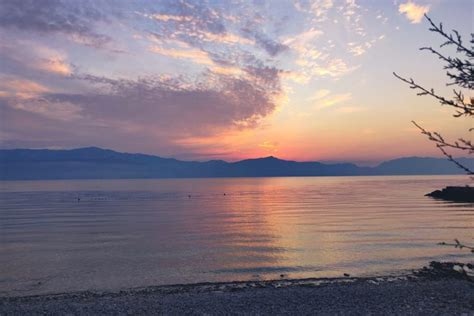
0, 0, 472, 164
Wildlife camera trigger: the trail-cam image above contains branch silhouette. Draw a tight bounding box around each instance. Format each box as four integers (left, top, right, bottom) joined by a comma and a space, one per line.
394, 14, 473, 175
394, 15, 473, 253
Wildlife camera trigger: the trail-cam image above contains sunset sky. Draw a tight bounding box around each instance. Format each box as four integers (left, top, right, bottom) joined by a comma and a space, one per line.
0, 0, 472, 164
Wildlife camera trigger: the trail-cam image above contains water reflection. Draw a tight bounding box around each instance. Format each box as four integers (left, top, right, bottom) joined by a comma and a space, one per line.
0, 175, 473, 296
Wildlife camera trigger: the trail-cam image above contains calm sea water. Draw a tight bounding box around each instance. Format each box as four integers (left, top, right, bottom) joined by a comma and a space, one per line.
1, 175, 473, 296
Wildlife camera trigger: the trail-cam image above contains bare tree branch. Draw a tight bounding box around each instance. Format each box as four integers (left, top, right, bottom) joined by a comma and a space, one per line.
438, 239, 474, 253
411, 121, 473, 174
394, 15, 473, 176
393, 72, 474, 117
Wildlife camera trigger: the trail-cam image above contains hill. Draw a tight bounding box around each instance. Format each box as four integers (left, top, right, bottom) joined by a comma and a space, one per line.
0, 147, 472, 180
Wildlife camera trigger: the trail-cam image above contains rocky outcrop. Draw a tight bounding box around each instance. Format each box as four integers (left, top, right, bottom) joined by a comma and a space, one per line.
426, 186, 474, 202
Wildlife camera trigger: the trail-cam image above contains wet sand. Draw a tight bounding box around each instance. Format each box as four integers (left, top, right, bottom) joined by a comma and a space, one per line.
1, 263, 473, 315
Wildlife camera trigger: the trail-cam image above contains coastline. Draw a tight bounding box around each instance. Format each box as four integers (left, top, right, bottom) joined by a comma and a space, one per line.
2, 263, 473, 315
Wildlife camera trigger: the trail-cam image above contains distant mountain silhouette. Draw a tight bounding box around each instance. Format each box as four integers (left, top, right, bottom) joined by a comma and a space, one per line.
375, 157, 474, 175
1, 147, 472, 180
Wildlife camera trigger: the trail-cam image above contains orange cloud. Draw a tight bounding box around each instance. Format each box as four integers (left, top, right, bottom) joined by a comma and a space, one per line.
150, 46, 214, 65
212, 65, 243, 76
399, 2, 430, 24
312, 58, 358, 78
281, 71, 311, 84
1, 78, 50, 99
311, 91, 352, 110
150, 14, 193, 22
1, 41, 72, 76
283, 28, 323, 50
200, 31, 253, 45
36, 57, 71, 76
150, 46, 245, 77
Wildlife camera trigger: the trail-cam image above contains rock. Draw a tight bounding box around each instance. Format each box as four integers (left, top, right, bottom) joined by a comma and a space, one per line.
462, 265, 474, 278
426, 186, 474, 203
427, 190, 442, 197
415, 261, 474, 280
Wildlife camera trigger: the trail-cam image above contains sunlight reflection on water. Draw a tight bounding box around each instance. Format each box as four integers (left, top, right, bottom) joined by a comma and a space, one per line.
0, 175, 473, 296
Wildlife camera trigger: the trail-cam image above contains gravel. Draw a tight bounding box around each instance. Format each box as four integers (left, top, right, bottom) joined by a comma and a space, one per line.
1, 264, 473, 315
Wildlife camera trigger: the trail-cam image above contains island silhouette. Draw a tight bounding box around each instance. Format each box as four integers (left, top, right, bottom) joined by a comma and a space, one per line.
1, 147, 473, 180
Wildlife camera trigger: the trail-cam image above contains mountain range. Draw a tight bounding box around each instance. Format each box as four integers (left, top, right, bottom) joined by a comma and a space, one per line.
1, 147, 473, 180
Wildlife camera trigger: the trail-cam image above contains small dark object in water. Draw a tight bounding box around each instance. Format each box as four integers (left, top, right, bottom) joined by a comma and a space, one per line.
77, 197, 80, 202
223, 193, 226, 196
426, 186, 474, 203
280, 274, 285, 278
188, 195, 191, 199
344, 273, 350, 277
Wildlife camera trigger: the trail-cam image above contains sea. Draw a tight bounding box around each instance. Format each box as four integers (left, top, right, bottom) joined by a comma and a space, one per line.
1, 175, 473, 296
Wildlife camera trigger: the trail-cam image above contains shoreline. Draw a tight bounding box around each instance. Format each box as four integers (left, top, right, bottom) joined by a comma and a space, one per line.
1, 174, 470, 182
2, 262, 473, 315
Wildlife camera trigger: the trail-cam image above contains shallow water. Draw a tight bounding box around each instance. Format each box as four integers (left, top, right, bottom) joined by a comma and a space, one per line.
1, 175, 473, 296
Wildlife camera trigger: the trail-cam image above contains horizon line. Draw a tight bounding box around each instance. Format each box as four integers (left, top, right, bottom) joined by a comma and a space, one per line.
1, 146, 472, 167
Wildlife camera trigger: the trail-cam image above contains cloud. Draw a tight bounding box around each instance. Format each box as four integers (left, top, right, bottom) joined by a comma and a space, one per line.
243, 66, 282, 90
311, 91, 352, 110
0, 0, 291, 156
284, 28, 323, 47
11, 98, 82, 121
142, 11, 252, 45
241, 29, 288, 56
0, 75, 284, 158
0, 0, 396, 158
0, 76, 82, 122
0, 38, 73, 77
27, 45, 72, 76
138, 0, 228, 45
140, 0, 287, 77
0, 0, 112, 47
149, 45, 249, 77
301, 0, 387, 77
1, 69, 282, 151
0, 77, 50, 99
281, 71, 311, 84
148, 14, 193, 22
348, 44, 366, 56
211, 65, 244, 76
150, 46, 214, 66
35, 58, 72, 76
200, 31, 253, 45
312, 59, 358, 78
310, 89, 331, 100
398, 2, 430, 24
283, 0, 371, 80
254, 34, 288, 56
311, 0, 334, 18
